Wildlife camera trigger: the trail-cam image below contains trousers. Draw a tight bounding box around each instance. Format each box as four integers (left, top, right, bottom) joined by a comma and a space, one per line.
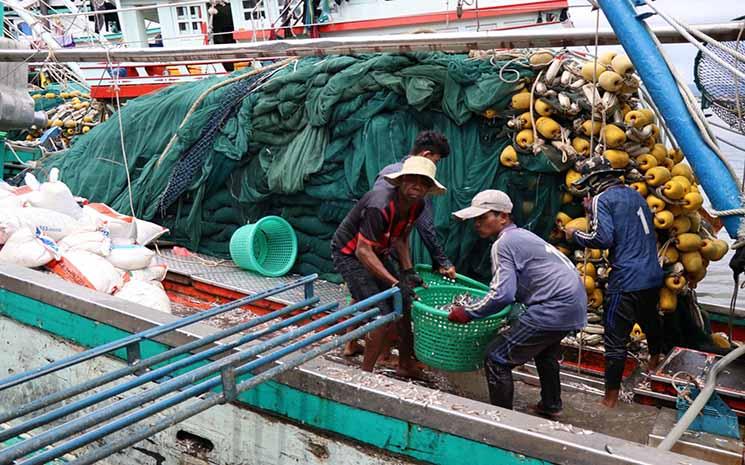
484, 320, 568, 412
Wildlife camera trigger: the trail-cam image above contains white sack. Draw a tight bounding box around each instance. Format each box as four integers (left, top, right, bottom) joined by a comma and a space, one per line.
0, 207, 80, 243
82, 203, 137, 244
58, 228, 112, 256
0, 227, 60, 267
23, 169, 84, 220
134, 218, 169, 246
115, 280, 172, 314
122, 264, 168, 282
47, 250, 121, 293
106, 244, 155, 270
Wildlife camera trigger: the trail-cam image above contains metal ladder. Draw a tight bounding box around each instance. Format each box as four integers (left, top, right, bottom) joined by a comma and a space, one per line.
0, 274, 401, 465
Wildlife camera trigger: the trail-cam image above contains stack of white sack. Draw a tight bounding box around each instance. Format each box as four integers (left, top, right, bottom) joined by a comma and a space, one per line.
0, 169, 172, 313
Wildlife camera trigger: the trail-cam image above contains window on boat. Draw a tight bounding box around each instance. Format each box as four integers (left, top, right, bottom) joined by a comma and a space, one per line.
176, 5, 204, 34
242, 0, 266, 21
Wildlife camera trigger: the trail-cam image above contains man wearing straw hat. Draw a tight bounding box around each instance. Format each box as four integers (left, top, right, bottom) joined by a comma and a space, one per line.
373, 130, 457, 281
331, 157, 446, 378
448, 190, 586, 418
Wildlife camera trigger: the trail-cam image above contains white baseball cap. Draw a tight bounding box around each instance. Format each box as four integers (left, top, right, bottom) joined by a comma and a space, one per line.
452, 190, 513, 220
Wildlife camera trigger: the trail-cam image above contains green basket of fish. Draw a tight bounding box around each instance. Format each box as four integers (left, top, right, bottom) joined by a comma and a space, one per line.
414, 264, 489, 291
412, 285, 510, 372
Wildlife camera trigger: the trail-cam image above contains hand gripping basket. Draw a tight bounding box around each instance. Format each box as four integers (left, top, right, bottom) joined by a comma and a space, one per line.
412, 285, 509, 372
414, 264, 489, 291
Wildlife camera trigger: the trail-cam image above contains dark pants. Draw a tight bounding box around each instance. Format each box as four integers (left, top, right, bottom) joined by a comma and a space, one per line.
484, 320, 569, 412
331, 251, 399, 315
603, 287, 662, 390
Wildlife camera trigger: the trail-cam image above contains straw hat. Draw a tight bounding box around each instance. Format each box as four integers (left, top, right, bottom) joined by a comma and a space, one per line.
384, 157, 447, 195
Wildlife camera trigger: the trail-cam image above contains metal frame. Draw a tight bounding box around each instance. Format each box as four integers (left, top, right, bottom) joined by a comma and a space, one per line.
0, 273, 318, 392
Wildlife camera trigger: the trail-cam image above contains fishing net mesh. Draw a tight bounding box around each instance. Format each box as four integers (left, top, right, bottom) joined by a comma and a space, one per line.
39, 53, 564, 283
694, 39, 745, 134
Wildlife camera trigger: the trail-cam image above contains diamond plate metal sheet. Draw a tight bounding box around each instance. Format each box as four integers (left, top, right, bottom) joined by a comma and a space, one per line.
193, 270, 345, 306
153, 249, 238, 276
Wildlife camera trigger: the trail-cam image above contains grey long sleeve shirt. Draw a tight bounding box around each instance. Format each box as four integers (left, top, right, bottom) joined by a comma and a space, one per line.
465, 224, 587, 331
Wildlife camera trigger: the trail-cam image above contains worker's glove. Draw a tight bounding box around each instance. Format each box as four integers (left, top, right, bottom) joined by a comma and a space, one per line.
582, 195, 593, 213
394, 281, 418, 310
438, 265, 457, 280
401, 268, 425, 289
730, 246, 745, 278
447, 305, 472, 324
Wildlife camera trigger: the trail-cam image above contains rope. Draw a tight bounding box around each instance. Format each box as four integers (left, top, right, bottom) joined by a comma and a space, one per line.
154, 58, 295, 168
529, 69, 543, 154
730, 275, 739, 344
657, 237, 674, 267
153, 243, 235, 268
734, 21, 744, 136
105, 45, 136, 217
645, 3, 745, 83
588, 7, 600, 156
707, 208, 745, 217
642, 20, 743, 189
639, 84, 678, 150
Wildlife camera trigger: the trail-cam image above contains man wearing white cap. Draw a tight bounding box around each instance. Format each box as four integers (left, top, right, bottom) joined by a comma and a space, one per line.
448, 190, 586, 418
331, 156, 446, 378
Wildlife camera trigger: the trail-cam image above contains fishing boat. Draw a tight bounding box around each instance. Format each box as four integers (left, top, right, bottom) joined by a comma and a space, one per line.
2, 1, 745, 464
4, 0, 570, 99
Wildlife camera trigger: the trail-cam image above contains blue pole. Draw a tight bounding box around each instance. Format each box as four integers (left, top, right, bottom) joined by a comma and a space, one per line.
0, 274, 318, 391
598, 0, 744, 239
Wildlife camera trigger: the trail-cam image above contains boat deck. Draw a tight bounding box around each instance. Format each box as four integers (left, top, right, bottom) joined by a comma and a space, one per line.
151, 247, 672, 447
0, 261, 725, 465
153, 248, 346, 307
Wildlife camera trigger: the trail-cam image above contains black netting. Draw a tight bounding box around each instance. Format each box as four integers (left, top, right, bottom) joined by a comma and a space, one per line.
694, 39, 745, 133
156, 77, 258, 214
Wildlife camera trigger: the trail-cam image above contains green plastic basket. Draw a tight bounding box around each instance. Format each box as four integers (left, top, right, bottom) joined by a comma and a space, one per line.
229, 216, 298, 277
412, 285, 510, 372
414, 264, 489, 291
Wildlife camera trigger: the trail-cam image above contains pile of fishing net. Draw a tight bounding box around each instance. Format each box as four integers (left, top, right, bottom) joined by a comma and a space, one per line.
36, 52, 567, 282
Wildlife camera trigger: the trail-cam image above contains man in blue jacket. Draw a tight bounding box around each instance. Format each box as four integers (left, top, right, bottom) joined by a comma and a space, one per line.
448, 190, 587, 418
565, 156, 664, 408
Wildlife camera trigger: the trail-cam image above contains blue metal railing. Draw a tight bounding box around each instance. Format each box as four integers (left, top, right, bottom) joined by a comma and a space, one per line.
0, 274, 317, 392
0, 274, 402, 465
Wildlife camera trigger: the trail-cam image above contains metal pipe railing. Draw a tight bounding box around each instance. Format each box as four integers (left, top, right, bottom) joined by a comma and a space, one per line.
1, 288, 400, 465
0, 274, 317, 392
24, 307, 384, 465
0, 299, 334, 442
657, 344, 745, 450
69, 309, 398, 465
0, 295, 318, 426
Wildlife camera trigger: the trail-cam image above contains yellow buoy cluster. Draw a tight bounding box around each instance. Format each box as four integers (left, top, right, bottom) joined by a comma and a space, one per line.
28, 89, 101, 143
500, 51, 727, 346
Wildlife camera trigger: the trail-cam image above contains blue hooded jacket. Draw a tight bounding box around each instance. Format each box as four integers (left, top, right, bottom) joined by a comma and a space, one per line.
573, 185, 663, 293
